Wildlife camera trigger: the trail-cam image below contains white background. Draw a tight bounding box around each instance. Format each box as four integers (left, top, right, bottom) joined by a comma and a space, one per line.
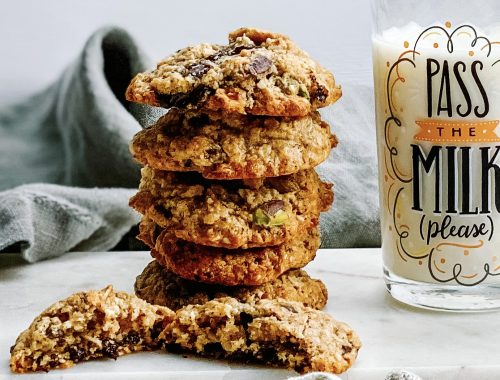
0, 0, 373, 105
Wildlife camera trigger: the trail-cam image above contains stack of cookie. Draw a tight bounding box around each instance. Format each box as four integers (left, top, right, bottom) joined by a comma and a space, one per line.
126, 28, 341, 311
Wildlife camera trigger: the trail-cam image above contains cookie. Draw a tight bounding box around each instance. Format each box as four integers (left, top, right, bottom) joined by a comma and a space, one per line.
130, 108, 337, 179
134, 260, 328, 310
147, 224, 320, 286
130, 168, 333, 249
159, 297, 361, 374
10, 286, 173, 373
126, 27, 341, 117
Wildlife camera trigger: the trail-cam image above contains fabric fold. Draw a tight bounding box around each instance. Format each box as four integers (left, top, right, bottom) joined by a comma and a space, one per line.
0, 26, 380, 263
0, 27, 159, 262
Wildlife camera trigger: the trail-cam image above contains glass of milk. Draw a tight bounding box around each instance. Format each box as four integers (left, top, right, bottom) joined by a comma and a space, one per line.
372, 0, 500, 310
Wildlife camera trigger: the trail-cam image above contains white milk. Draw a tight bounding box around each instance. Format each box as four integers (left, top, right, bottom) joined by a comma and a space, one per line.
373, 21, 500, 285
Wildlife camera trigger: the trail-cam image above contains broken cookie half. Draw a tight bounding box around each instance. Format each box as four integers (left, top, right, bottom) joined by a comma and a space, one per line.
9, 285, 173, 373
160, 297, 361, 374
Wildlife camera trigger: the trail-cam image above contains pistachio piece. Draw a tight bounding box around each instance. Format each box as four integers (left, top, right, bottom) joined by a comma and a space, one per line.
253, 200, 289, 227
298, 85, 310, 99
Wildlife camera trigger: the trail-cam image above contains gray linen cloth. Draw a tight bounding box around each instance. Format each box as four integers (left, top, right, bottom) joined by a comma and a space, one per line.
0, 26, 379, 263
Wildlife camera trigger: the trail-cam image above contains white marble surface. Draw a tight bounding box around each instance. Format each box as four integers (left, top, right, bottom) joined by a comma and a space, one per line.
1, 249, 499, 380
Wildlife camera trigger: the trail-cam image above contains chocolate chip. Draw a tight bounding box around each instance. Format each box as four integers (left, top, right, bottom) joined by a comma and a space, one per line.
206, 44, 253, 63
248, 55, 272, 76
157, 87, 214, 109
310, 85, 328, 102
57, 312, 70, 323
260, 200, 285, 216
68, 346, 86, 362
187, 62, 211, 78
259, 346, 279, 362
164, 343, 184, 354
123, 331, 141, 345
239, 312, 253, 328
184, 159, 193, 168
94, 310, 105, 323
150, 321, 164, 341
230, 44, 253, 55
206, 50, 225, 62
309, 76, 329, 103
86, 319, 96, 330
342, 345, 353, 353
102, 339, 119, 359
203, 342, 223, 355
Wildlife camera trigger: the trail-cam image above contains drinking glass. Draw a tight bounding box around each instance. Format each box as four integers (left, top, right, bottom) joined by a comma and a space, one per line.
372, 0, 500, 310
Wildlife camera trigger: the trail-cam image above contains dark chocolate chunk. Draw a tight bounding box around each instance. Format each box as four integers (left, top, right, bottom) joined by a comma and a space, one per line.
310, 76, 329, 103
207, 50, 225, 62
164, 343, 184, 354
342, 345, 353, 353
239, 312, 254, 327
203, 342, 223, 355
102, 339, 119, 359
56, 312, 70, 323
187, 62, 211, 78
260, 200, 285, 216
249, 55, 272, 76
157, 87, 214, 109
230, 44, 254, 55
68, 346, 86, 362
123, 331, 141, 345
311, 85, 328, 103
258, 346, 279, 363
150, 321, 164, 341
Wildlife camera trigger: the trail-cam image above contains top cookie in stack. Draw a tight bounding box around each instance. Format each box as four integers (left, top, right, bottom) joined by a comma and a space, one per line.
127, 27, 341, 119
126, 28, 340, 299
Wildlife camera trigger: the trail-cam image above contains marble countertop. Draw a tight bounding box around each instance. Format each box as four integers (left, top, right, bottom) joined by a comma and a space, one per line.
1, 249, 499, 380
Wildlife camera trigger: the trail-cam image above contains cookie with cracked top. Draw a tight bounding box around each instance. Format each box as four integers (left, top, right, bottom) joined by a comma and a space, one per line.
10, 286, 173, 373
130, 168, 333, 249
159, 297, 361, 374
130, 108, 337, 179
126, 27, 341, 117
145, 222, 320, 286
135, 260, 328, 310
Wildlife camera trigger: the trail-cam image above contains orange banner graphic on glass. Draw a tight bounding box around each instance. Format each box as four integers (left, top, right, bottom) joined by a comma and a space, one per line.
415, 120, 500, 143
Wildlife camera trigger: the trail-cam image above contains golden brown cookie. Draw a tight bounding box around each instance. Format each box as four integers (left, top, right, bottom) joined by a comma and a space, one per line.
147, 225, 320, 286
130, 168, 333, 249
130, 108, 337, 179
10, 286, 173, 373
126, 28, 341, 117
159, 297, 361, 374
134, 260, 328, 310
